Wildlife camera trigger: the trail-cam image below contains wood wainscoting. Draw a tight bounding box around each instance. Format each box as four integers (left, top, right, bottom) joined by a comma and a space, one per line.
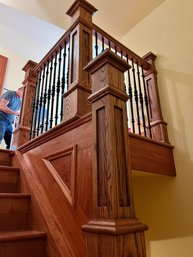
11, 112, 175, 257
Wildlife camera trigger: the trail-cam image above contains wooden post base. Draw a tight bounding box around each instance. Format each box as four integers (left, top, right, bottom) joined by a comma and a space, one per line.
82, 219, 147, 257
63, 83, 92, 122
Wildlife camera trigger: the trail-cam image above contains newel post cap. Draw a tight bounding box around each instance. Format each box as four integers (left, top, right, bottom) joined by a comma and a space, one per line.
84, 49, 130, 74
22, 60, 37, 81
85, 49, 130, 102
66, 0, 97, 17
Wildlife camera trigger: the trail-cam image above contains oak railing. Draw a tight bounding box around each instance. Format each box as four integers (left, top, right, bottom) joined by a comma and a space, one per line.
12, 0, 169, 148
10, 1, 174, 257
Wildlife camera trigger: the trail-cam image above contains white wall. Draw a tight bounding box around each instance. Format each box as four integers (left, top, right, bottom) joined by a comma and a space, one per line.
0, 2, 64, 91
123, 0, 193, 256
0, 3, 64, 149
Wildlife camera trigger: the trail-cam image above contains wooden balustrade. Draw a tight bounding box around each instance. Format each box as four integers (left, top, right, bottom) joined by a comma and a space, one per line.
92, 25, 169, 142
11, 0, 170, 147
82, 49, 147, 257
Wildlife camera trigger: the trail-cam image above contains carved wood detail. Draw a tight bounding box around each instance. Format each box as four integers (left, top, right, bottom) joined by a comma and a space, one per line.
43, 145, 77, 208
143, 52, 169, 143
12, 60, 37, 149
63, 0, 95, 122
83, 49, 148, 257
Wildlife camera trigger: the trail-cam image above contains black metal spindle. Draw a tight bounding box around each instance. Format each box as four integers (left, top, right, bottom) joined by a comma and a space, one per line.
115, 45, 117, 55
131, 59, 141, 135
37, 65, 46, 136
95, 31, 98, 57
66, 44, 70, 91
30, 70, 40, 139
126, 55, 135, 133
55, 47, 62, 126
40, 62, 49, 134
60, 41, 67, 121
137, 62, 146, 137
141, 67, 152, 138
45, 57, 53, 131
50, 52, 57, 129
108, 40, 111, 50
102, 35, 105, 51
120, 49, 123, 58
33, 68, 43, 138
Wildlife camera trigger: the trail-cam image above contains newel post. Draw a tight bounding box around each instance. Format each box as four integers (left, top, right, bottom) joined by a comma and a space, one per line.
143, 52, 169, 143
82, 49, 148, 257
63, 0, 97, 122
11, 60, 37, 149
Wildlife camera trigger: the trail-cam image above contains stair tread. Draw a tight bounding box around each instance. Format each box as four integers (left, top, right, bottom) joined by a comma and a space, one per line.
0, 166, 19, 171
0, 193, 30, 198
0, 230, 47, 241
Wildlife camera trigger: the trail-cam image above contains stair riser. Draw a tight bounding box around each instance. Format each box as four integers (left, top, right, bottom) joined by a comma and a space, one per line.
0, 152, 11, 166
0, 198, 30, 230
0, 171, 18, 193
0, 238, 46, 257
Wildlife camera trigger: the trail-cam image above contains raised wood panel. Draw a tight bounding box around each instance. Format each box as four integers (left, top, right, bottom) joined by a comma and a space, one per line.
14, 113, 175, 257
114, 106, 130, 207
71, 30, 78, 83
43, 145, 77, 208
129, 133, 176, 176
17, 118, 93, 257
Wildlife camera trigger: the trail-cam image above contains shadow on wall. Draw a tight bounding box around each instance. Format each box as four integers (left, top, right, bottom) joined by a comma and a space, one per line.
132, 64, 193, 255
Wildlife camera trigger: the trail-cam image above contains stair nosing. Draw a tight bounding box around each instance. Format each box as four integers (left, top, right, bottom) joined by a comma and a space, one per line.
0, 193, 31, 198
0, 230, 47, 242
0, 166, 19, 171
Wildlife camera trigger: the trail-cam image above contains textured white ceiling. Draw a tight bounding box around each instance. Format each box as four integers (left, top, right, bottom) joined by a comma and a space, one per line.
0, 0, 166, 38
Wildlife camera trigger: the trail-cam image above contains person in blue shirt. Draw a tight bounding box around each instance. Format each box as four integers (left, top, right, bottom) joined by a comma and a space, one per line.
0, 87, 24, 149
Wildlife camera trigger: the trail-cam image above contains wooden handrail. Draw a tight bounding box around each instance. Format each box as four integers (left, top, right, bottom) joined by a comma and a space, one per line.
92, 23, 151, 70
33, 29, 71, 74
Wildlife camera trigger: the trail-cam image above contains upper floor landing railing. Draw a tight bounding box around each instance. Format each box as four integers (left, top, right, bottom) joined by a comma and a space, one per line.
12, 0, 170, 149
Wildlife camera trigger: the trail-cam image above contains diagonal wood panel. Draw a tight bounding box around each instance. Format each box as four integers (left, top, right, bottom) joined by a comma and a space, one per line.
43, 145, 77, 208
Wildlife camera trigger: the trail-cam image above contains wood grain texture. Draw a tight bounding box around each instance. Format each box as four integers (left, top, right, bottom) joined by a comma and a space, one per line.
43, 145, 77, 208
129, 133, 176, 176
12, 60, 37, 149
83, 49, 147, 257
15, 117, 93, 257
12, 111, 175, 257
63, 1, 93, 122
143, 52, 170, 143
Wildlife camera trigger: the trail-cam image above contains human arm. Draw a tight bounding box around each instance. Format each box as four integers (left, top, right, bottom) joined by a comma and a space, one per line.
0, 98, 20, 116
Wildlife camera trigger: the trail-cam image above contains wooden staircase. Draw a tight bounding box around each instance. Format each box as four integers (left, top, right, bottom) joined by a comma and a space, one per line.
0, 149, 47, 257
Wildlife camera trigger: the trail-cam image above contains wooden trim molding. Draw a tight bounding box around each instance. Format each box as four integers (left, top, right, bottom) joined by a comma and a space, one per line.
0, 55, 8, 95
43, 145, 77, 208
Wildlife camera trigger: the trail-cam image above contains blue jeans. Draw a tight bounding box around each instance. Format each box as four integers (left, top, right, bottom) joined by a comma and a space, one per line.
0, 118, 13, 149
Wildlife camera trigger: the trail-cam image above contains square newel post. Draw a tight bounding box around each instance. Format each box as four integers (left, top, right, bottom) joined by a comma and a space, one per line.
11, 60, 37, 149
82, 49, 148, 257
63, 0, 97, 122
143, 52, 169, 143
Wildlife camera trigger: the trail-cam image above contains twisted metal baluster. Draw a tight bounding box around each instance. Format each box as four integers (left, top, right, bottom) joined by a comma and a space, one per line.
30, 70, 40, 139
50, 52, 57, 129
141, 66, 152, 138
55, 46, 62, 126
60, 41, 67, 121
45, 57, 53, 131
131, 59, 141, 134
36, 65, 46, 136
40, 62, 49, 134
137, 62, 146, 137
126, 55, 135, 133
